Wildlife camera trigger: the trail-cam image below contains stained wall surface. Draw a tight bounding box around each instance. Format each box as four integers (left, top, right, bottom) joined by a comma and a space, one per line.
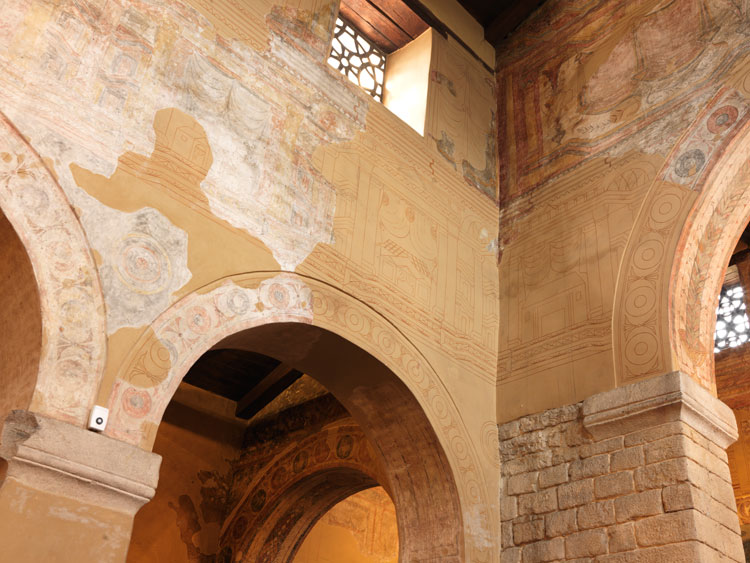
496, 0, 750, 421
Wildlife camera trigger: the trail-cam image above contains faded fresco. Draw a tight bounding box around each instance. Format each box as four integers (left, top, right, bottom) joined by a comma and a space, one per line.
0, 0, 499, 560
497, 0, 750, 420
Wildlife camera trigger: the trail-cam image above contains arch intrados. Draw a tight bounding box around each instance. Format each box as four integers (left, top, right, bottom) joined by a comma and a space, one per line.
670, 116, 750, 390
214, 321, 463, 561
237, 467, 378, 563
0, 209, 42, 423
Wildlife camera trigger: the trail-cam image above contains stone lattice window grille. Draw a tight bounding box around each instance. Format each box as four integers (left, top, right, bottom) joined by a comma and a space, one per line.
327, 17, 386, 102
714, 284, 750, 352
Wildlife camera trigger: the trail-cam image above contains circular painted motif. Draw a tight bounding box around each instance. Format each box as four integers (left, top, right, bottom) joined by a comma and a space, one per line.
293, 450, 309, 474
313, 439, 330, 463
231, 516, 248, 540
115, 234, 171, 295
226, 289, 250, 315
267, 283, 290, 309
250, 489, 267, 512
186, 306, 212, 334
122, 387, 152, 418
674, 149, 706, 178
707, 105, 738, 134
336, 435, 354, 459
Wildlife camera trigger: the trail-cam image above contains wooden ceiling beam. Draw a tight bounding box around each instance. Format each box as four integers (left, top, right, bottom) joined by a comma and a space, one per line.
235, 363, 303, 420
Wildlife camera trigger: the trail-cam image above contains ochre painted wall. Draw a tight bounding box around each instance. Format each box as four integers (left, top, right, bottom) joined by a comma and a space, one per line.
128, 385, 244, 562
294, 487, 398, 563
496, 0, 750, 421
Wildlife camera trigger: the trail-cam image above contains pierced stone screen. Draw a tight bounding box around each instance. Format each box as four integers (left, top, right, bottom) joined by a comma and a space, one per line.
328, 17, 386, 102
715, 285, 750, 352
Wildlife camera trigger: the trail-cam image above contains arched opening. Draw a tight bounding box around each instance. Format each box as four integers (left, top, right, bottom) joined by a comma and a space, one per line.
0, 208, 41, 425
126, 321, 462, 561
711, 220, 750, 558
294, 487, 398, 563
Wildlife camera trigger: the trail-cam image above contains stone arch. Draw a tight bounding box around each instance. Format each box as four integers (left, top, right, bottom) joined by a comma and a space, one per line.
0, 111, 105, 425
670, 106, 750, 390
221, 422, 386, 562
105, 271, 495, 561
613, 87, 750, 389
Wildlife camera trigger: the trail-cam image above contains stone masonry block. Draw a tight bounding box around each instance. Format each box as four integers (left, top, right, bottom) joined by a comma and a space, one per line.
558, 479, 594, 509
545, 508, 577, 538
634, 509, 698, 547
501, 495, 518, 521
508, 472, 538, 495
607, 522, 636, 553
595, 471, 634, 499
514, 518, 545, 545
610, 446, 643, 471
633, 457, 705, 491
500, 546, 521, 563
623, 421, 683, 447
518, 488, 558, 516
521, 537, 564, 562
578, 436, 623, 459
614, 489, 662, 522
565, 528, 608, 558
569, 454, 609, 481
539, 464, 568, 489
577, 499, 615, 529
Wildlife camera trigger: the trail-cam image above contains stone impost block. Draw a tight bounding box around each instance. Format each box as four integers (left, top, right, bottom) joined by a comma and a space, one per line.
582, 371, 737, 447
0, 410, 161, 514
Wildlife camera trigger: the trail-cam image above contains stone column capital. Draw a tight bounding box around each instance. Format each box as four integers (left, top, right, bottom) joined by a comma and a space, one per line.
0, 410, 161, 514
582, 371, 738, 448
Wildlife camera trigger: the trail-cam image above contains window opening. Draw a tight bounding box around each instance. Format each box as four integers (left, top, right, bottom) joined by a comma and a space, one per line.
715, 284, 750, 352
328, 17, 386, 101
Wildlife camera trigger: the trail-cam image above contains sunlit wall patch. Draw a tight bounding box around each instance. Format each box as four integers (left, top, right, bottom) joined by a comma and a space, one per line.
715, 285, 750, 352
328, 17, 386, 101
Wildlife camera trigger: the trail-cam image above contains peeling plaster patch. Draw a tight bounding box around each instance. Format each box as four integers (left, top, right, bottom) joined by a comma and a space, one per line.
83, 204, 191, 334
180, 38, 366, 270
464, 506, 492, 549
0, 0, 366, 290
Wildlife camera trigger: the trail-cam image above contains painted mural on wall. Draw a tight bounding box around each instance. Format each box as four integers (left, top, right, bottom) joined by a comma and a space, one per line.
497, 0, 750, 420
0, 0, 500, 559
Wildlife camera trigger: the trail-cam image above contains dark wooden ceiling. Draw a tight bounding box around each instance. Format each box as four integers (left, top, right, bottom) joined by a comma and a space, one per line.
183, 349, 305, 420
339, 0, 546, 55
339, 0, 429, 53
455, 0, 546, 46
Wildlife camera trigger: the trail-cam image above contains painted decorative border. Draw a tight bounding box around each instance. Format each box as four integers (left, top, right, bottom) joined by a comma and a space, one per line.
105, 271, 496, 562
0, 111, 105, 425
613, 88, 750, 387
